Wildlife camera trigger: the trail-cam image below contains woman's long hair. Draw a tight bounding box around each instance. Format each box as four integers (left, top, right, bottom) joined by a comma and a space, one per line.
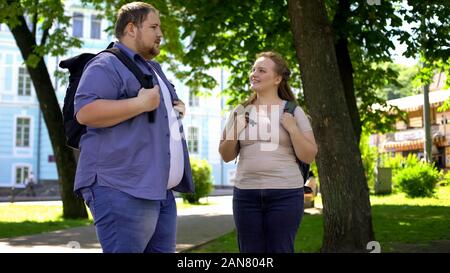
242, 52, 296, 108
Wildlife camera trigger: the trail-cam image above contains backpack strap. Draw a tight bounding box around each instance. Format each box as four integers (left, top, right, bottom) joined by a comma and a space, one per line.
283, 100, 312, 185
283, 100, 297, 115
101, 47, 155, 122
102, 48, 153, 89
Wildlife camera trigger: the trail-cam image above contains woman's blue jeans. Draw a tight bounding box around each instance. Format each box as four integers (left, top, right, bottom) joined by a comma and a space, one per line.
233, 187, 304, 253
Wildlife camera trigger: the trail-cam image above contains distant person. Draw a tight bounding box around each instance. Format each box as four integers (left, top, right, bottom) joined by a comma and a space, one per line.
219, 52, 318, 253
305, 170, 317, 196
73, 2, 194, 253
25, 172, 36, 197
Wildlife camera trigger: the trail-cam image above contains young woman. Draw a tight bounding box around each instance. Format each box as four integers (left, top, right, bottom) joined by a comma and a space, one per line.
219, 52, 318, 253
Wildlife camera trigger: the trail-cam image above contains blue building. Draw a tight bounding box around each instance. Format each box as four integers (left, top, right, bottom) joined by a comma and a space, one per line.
0, 1, 236, 190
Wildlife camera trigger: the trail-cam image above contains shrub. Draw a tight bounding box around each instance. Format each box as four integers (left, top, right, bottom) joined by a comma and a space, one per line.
360, 131, 378, 192
394, 163, 439, 198
441, 171, 450, 186
382, 153, 421, 192
180, 158, 213, 204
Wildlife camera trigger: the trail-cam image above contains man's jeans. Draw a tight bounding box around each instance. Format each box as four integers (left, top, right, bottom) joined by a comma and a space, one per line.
233, 187, 304, 253
81, 183, 177, 253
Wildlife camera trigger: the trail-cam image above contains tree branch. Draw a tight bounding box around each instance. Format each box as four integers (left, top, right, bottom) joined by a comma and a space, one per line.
40, 24, 50, 46
31, 5, 38, 40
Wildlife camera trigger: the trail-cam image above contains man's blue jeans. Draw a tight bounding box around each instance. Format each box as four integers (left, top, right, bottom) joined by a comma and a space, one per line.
233, 187, 304, 253
80, 183, 177, 253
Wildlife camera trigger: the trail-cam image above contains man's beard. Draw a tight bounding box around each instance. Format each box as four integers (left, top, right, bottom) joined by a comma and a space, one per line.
136, 35, 160, 60
149, 46, 160, 58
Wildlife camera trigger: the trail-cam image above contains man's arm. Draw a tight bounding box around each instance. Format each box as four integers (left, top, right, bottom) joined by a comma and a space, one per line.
77, 86, 160, 128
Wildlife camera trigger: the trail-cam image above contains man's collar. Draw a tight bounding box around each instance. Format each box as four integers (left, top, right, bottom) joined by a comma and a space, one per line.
114, 41, 146, 63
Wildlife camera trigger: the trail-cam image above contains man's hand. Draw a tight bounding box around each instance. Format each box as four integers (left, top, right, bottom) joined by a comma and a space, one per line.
138, 85, 160, 112
173, 100, 186, 118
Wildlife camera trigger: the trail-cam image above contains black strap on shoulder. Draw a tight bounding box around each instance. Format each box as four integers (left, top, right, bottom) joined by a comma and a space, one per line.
99, 46, 155, 122
283, 100, 312, 189
284, 100, 297, 115
102, 48, 153, 89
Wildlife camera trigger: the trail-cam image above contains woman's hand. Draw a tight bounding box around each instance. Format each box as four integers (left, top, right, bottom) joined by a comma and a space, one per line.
280, 112, 298, 134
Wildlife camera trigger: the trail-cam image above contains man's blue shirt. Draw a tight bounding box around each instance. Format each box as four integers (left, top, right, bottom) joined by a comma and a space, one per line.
73, 42, 194, 200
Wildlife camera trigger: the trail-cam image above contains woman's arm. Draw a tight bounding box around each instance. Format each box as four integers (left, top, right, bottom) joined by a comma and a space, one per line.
281, 112, 318, 163
288, 129, 317, 163
218, 112, 247, 162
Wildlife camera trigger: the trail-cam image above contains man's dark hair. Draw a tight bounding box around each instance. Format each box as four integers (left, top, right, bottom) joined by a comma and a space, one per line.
114, 2, 158, 39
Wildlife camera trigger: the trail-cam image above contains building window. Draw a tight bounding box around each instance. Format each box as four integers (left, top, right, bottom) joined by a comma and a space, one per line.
73, 13, 84, 38
90, 15, 101, 39
187, 127, 199, 154
15, 166, 29, 184
18, 67, 32, 96
189, 90, 200, 107
16, 117, 31, 147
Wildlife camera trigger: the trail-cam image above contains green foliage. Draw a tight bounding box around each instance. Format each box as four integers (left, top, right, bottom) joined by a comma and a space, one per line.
166, 0, 440, 135
180, 158, 213, 204
0, 0, 83, 68
394, 162, 440, 198
375, 63, 421, 100
382, 153, 420, 171
360, 129, 378, 190
440, 172, 450, 187
84, 0, 188, 87
382, 153, 420, 192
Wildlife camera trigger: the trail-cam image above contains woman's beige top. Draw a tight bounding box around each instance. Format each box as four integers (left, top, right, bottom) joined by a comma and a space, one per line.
231, 101, 313, 189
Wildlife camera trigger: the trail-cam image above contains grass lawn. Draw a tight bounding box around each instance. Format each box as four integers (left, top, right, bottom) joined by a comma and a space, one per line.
0, 203, 93, 239
175, 197, 218, 209
188, 184, 450, 253
0, 197, 213, 239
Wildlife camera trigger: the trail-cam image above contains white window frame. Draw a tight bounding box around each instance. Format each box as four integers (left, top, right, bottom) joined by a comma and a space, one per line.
17, 66, 32, 96
72, 12, 84, 38
187, 126, 200, 155
1, 53, 15, 95
11, 163, 32, 187
13, 115, 33, 157
189, 90, 200, 107
90, 14, 101, 39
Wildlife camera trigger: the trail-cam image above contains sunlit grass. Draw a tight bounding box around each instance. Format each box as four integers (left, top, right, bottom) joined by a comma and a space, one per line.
188, 184, 450, 253
0, 203, 93, 238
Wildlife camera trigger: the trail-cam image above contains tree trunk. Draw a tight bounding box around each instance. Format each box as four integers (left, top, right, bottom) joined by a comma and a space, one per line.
332, 0, 362, 144
288, 0, 374, 252
8, 17, 87, 219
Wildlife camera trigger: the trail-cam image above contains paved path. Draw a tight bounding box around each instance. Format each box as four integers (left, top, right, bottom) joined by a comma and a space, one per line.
0, 196, 235, 253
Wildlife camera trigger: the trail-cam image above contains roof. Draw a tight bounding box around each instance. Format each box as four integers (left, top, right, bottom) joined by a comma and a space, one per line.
383, 135, 446, 152
386, 90, 450, 112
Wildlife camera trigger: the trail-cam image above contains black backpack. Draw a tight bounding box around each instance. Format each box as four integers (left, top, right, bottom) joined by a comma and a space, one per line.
284, 101, 312, 194
59, 43, 154, 150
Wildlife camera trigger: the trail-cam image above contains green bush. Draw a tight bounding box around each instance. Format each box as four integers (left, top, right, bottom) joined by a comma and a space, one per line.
382, 153, 421, 192
180, 158, 213, 204
394, 163, 439, 198
360, 131, 378, 192
441, 172, 450, 186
